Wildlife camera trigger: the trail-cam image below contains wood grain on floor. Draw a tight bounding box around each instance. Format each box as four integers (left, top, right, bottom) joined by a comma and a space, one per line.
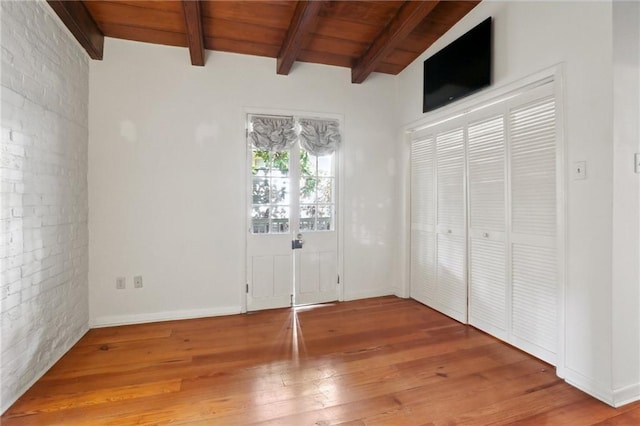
2, 296, 639, 425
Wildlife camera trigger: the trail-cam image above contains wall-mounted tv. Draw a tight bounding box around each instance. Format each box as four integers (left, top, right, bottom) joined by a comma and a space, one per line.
423, 17, 492, 113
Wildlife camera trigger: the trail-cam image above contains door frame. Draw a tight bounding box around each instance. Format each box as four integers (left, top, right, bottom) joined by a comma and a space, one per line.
241, 107, 345, 312
402, 65, 566, 376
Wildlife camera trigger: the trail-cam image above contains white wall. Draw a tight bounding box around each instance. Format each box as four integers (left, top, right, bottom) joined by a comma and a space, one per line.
398, 0, 638, 407
88, 38, 399, 326
1, 0, 90, 413
612, 0, 640, 404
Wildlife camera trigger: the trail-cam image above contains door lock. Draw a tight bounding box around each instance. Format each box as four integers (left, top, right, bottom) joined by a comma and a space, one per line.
292, 233, 304, 249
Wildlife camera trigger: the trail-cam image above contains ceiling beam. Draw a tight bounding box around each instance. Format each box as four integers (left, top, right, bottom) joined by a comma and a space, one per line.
182, 0, 205, 66
47, 0, 104, 60
351, 0, 439, 84
277, 0, 323, 75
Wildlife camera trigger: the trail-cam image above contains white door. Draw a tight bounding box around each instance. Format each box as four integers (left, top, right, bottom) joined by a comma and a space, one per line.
410, 133, 437, 306
467, 114, 508, 339
294, 150, 338, 306
410, 124, 467, 323
508, 93, 558, 364
246, 115, 339, 311
435, 126, 467, 323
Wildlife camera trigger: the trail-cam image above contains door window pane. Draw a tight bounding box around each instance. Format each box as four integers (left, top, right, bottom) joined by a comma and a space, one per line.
317, 155, 332, 176
300, 205, 316, 231
251, 149, 290, 234
252, 177, 270, 204
316, 178, 333, 203
299, 150, 335, 232
252, 206, 270, 233
271, 206, 290, 233
270, 178, 290, 204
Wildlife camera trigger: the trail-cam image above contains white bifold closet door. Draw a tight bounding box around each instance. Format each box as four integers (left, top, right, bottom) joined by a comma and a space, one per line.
467, 115, 508, 339
410, 134, 436, 306
435, 127, 467, 323
410, 125, 467, 323
410, 80, 560, 366
508, 94, 558, 364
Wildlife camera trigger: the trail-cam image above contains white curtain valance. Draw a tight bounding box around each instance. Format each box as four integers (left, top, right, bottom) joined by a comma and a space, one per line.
299, 118, 341, 156
249, 116, 297, 152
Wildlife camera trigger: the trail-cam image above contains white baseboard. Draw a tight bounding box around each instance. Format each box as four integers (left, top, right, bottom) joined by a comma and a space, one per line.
89, 306, 242, 328
343, 288, 395, 302
613, 382, 640, 407
564, 368, 640, 407
564, 368, 615, 406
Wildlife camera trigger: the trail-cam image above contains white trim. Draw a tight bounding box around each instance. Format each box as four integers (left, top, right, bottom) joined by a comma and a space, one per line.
240, 106, 249, 313
89, 306, 242, 328
546, 365, 639, 408
337, 117, 346, 302
554, 65, 568, 381
343, 288, 395, 302
612, 382, 640, 407
398, 130, 413, 298
564, 368, 616, 407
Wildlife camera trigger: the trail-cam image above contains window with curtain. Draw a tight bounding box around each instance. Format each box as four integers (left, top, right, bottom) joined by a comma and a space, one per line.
248, 115, 341, 234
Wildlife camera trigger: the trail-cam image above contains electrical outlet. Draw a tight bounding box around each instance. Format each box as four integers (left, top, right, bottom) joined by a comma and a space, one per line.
134, 276, 143, 288
116, 277, 126, 290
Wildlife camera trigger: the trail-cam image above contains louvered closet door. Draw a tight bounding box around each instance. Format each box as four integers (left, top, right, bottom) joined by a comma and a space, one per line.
410, 134, 436, 305
435, 127, 467, 323
509, 94, 558, 365
467, 115, 508, 339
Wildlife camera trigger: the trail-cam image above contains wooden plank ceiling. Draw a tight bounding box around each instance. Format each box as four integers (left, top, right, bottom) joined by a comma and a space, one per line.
48, 0, 480, 84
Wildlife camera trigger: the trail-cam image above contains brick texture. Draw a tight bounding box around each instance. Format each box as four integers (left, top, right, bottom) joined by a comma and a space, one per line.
1, 0, 89, 413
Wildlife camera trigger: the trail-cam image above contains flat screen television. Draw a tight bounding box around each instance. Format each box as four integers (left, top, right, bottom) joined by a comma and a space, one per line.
423, 17, 492, 113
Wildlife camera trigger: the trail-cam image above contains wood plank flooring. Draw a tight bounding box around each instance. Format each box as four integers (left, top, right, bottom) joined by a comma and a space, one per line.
2, 296, 639, 425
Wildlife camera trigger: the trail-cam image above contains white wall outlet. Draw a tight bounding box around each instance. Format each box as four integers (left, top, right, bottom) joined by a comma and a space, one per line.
134, 276, 143, 288
116, 277, 126, 290
634, 153, 640, 174
572, 161, 587, 180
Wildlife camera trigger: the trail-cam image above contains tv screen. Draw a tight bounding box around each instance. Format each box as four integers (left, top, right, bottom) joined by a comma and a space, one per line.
423, 17, 492, 113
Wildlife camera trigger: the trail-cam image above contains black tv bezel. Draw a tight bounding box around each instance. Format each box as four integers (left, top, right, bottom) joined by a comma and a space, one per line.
422, 17, 492, 113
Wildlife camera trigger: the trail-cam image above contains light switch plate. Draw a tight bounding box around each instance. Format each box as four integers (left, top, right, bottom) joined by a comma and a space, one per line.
116, 277, 126, 290
572, 161, 587, 180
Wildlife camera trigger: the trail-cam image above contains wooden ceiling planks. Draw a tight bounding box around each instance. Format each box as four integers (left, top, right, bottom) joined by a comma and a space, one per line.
201, 1, 295, 30
50, 0, 481, 83
83, 1, 186, 34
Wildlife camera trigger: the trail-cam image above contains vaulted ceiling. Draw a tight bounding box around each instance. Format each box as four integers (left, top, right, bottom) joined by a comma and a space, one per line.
47, 0, 480, 83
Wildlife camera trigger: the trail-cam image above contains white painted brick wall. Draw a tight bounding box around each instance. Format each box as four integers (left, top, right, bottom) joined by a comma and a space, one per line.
1, 0, 89, 413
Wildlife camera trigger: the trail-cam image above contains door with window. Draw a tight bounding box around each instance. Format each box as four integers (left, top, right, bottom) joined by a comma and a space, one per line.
246, 115, 340, 311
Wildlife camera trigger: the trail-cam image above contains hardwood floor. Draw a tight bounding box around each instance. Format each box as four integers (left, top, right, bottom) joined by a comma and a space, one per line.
2, 296, 639, 425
